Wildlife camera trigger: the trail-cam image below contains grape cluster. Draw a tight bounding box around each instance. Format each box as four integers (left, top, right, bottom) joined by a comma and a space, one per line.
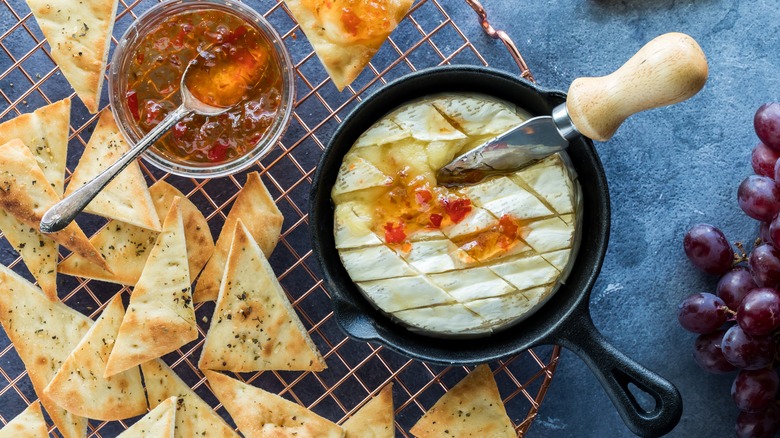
681, 104, 780, 438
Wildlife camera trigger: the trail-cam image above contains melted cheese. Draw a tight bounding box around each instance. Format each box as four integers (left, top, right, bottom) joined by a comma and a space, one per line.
333, 93, 580, 337
339, 245, 416, 281
332, 156, 393, 196
334, 202, 383, 249
357, 276, 454, 312
431, 95, 528, 136
391, 104, 467, 142
354, 118, 410, 148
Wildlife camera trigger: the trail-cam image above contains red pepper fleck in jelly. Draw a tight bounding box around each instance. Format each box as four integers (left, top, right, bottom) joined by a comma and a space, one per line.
207, 138, 230, 162
443, 197, 472, 223
499, 214, 519, 240
429, 213, 443, 228
415, 188, 433, 205
384, 221, 406, 244
126, 90, 140, 121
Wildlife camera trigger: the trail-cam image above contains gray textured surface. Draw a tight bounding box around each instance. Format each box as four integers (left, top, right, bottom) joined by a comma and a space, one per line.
442, 0, 780, 437
0, 0, 774, 436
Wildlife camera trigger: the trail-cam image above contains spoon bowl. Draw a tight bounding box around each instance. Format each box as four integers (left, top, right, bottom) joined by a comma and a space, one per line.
180, 59, 237, 116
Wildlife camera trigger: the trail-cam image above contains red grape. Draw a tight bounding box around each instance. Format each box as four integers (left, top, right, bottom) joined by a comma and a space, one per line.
749, 243, 780, 288
717, 267, 757, 310
692, 330, 737, 374
721, 325, 776, 370
683, 224, 734, 275
736, 287, 780, 335
736, 406, 780, 438
731, 368, 779, 412
775, 159, 780, 181
752, 142, 780, 177
738, 175, 780, 222
755, 102, 780, 150
681, 104, 780, 437
769, 214, 780, 248
677, 293, 729, 334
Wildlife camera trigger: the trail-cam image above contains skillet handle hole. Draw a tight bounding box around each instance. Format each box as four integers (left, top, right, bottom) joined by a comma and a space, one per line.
625, 381, 659, 415
613, 368, 661, 416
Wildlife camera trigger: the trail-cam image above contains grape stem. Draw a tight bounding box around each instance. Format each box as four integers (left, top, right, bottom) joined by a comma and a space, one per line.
734, 241, 749, 264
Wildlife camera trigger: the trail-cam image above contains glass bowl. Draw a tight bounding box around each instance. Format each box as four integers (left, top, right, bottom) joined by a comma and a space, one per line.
108, 0, 295, 178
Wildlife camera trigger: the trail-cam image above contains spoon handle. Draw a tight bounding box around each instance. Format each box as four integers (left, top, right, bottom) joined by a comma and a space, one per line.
40, 104, 191, 234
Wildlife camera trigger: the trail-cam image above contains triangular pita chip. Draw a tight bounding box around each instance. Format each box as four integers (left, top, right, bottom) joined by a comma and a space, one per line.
105, 199, 196, 376
58, 180, 213, 285
0, 98, 70, 195
65, 109, 161, 231
25, 0, 118, 112
44, 294, 147, 420
409, 365, 514, 438
141, 360, 239, 438
198, 220, 325, 372
194, 172, 282, 302
116, 396, 177, 438
204, 370, 344, 438
343, 384, 394, 438
148, 180, 214, 279
0, 214, 58, 300
58, 220, 156, 285
283, 0, 414, 90
0, 139, 110, 271
0, 401, 48, 438
0, 265, 91, 438
0, 99, 71, 299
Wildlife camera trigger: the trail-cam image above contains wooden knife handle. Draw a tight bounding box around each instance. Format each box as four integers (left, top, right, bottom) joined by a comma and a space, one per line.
566, 32, 708, 142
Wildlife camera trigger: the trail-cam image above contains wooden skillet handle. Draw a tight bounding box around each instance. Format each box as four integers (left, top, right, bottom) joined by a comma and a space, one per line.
566, 32, 708, 142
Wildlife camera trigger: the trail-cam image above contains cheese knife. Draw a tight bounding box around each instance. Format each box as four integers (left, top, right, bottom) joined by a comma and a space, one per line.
436, 32, 708, 186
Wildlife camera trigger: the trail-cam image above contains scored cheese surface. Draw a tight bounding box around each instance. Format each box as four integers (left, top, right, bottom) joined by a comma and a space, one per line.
332, 93, 580, 337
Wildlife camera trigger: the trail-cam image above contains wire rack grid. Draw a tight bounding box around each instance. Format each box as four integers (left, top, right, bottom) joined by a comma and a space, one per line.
0, 0, 562, 436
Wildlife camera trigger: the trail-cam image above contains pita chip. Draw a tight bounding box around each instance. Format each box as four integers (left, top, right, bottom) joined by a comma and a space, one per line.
343, 384, 394, 438
44, 294, 147, 420
0, 99, 71, 299
65, 109, 160, 231
0, 214, 58, 300
198, 220, 325, 372
58, 220, 156, 285
141, 360, 239, 438
409, 365, 515, 438
25, 0, 118, 113
204, 370, 344, 438
0, 265, 91, 438
148, 180, 214, 279
58, 181, 213, 285
116, 396, 177, 438
283, 0, 413, 91
0, 139, 110, 271
194, 172, 283, 302
105, 199, 196, 377
0, 401, 48, 438
0, 98, 70, 195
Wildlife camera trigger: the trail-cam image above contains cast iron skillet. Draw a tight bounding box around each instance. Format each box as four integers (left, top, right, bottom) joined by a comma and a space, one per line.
310, 66, 682, 437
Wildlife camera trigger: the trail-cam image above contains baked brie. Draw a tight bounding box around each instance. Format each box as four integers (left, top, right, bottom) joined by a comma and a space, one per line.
332, 93, 581, 337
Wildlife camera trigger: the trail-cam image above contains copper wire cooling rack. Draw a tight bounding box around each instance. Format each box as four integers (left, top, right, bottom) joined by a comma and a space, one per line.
0, 0, 561, 435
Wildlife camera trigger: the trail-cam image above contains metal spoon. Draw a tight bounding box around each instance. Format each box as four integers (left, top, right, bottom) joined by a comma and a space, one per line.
40, 56, 238, 234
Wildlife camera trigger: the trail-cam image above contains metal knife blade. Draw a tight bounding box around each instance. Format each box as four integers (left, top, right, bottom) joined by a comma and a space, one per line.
436, 115, 571, 187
